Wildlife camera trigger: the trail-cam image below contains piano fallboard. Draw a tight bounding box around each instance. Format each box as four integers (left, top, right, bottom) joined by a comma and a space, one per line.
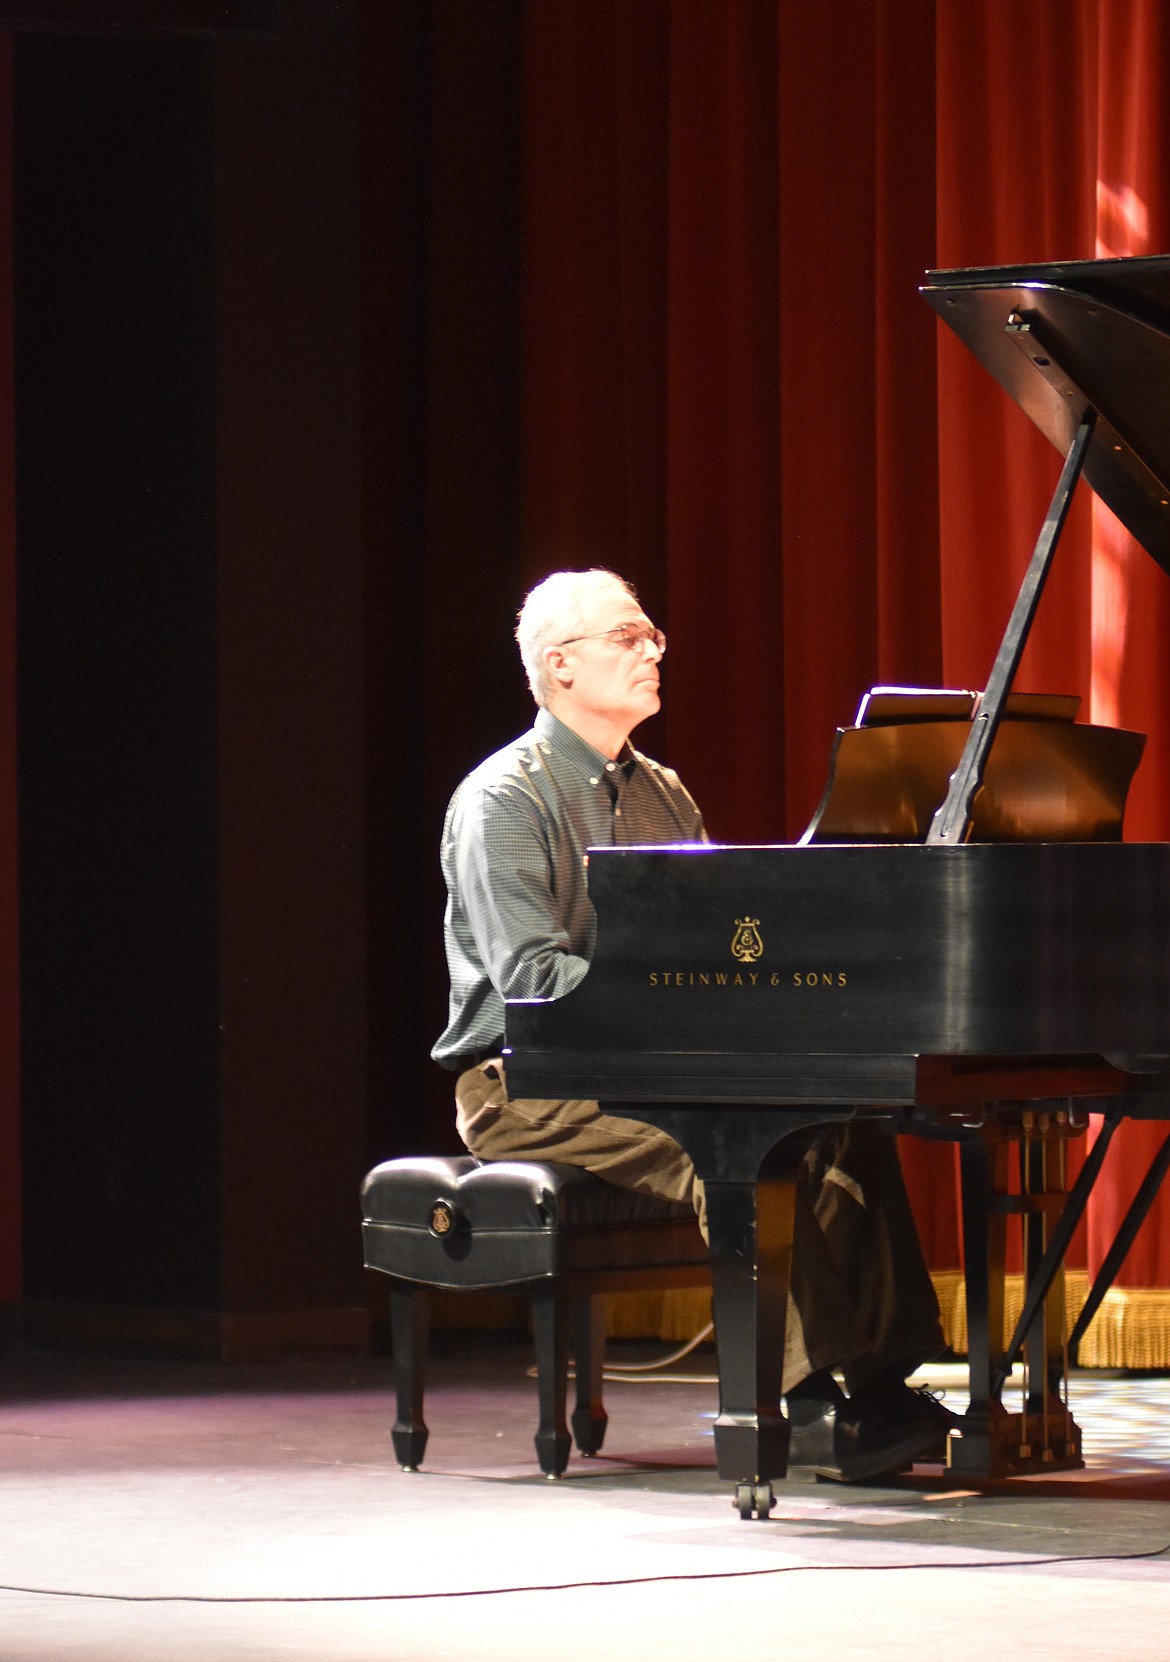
504, 842, 1170, 1102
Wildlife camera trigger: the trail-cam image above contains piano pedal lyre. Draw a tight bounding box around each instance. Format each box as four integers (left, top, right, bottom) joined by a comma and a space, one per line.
952, 1105, 1085, 1478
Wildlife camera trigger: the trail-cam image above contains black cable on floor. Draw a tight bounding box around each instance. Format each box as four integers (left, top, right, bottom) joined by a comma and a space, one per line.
0, 1539, 1166, 1603
525, 1323, 718, 1384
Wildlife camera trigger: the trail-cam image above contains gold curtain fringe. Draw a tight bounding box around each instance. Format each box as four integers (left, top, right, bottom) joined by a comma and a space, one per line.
942, 1271, 1170, 1371
1073, 1287, 1170, 1370
609, 1273, 1170, 1371
608, 1286, 711, 1342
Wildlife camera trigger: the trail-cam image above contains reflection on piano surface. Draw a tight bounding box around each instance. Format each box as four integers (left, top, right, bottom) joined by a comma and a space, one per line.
505, 253, 1170, 1518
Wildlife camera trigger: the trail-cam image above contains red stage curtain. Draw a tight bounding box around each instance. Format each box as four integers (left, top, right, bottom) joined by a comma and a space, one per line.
517, 0, 946, 837
4, 3, 1168, 1353
512, 0, 958, 1272
1085, 1, 1170, 1341
488, 0, 1170, 1349
933, 0, 1170, 1350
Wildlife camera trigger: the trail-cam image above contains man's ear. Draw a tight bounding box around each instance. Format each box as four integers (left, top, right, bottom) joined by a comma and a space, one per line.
543, 644, 573, 690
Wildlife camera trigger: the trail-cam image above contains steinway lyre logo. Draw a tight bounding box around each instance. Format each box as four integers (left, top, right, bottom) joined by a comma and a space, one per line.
731, 916, 763, 963
429, 1200, 455, 1236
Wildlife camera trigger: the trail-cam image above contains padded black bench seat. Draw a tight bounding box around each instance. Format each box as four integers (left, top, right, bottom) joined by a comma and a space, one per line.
361, 1156, 710, 1477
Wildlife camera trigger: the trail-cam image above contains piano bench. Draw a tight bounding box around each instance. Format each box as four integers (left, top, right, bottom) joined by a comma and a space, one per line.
361, 1155, 710, 1478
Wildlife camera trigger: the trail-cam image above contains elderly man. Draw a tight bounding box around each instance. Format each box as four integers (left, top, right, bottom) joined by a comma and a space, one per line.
433, 568, 954, 1481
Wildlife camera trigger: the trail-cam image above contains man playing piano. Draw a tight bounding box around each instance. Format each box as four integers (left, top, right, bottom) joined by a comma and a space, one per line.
432, 568, 956, 1482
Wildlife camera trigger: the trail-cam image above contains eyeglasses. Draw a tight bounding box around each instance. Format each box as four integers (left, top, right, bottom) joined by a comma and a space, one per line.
557, 621, 666, 655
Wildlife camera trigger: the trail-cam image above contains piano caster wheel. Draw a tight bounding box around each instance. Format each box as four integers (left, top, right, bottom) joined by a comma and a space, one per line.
735, 1482, 775, 1520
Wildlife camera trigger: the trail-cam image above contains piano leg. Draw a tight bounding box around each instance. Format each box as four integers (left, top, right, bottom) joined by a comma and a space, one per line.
705, 1177, 794, 1519
599, 1103, 844, 1517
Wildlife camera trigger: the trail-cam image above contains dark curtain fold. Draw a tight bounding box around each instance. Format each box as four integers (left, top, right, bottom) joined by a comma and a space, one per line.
935, 0, 1099, 712
0, 35, 18, 1309
777, 1, 879, 827
664, 1, 782, 836
519, 0, 670, 600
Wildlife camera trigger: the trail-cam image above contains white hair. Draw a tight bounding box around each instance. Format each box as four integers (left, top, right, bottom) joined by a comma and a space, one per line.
515, 569, 638, 706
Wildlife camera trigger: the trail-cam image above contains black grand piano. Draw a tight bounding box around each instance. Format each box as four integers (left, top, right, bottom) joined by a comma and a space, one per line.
505, 254, 1170, 1518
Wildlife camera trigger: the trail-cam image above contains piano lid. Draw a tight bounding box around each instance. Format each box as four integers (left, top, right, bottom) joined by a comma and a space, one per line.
921, 253, 1170, 574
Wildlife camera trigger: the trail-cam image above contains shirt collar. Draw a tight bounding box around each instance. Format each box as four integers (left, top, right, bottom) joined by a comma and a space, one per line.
534, 707, 639, 785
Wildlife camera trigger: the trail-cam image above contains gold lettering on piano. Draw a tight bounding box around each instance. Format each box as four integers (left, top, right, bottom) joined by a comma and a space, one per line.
647, 969, 848, 988
648, 971, 763, 987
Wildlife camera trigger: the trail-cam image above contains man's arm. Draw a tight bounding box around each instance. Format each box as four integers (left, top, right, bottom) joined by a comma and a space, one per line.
448, 783, 591, 1004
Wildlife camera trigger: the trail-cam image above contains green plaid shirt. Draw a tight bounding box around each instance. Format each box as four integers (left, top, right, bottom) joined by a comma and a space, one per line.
432, 708, 706, 1069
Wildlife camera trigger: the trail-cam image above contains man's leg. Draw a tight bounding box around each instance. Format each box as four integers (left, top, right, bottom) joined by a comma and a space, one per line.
456, 1069, 937, 1388
458, 1068, 947, 1480
812, 1120, 945, 1380
784, 1121, 956, 1477
454, 1060, 704, 1227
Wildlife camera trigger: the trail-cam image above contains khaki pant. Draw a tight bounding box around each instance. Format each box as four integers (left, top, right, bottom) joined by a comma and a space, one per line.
455, 1061, 943, 1394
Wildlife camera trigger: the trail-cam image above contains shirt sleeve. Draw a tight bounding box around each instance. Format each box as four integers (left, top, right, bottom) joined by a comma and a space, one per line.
448, 781, 591, 1003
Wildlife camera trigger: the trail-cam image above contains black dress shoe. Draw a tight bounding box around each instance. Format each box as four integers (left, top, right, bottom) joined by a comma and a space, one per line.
787, 1404, 838, 1470
849, 1378, 964, 1461
821, 1403, 941, 1483
787, 1395, 938, 1482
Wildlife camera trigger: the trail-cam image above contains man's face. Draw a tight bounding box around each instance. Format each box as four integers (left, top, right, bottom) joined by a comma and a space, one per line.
549, 582, 664, 739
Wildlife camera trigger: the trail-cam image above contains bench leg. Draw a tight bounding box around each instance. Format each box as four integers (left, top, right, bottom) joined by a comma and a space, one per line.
530, 1287, 572, 1478
389, 1284, 430, 1470
570, 1294, 609, 1457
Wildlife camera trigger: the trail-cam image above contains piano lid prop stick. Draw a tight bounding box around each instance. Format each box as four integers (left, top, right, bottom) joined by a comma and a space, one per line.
927, 402, 1097, 846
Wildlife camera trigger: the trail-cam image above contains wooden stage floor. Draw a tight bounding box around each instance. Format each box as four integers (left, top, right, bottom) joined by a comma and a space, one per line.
0, 1338, 1167, 1661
